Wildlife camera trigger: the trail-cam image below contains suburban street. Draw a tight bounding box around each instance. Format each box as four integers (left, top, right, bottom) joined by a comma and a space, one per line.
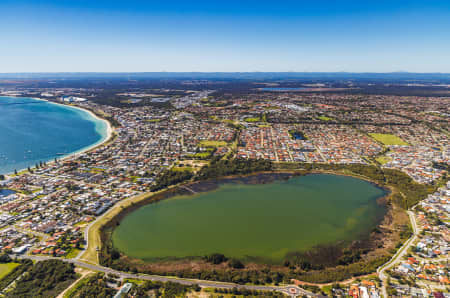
377, 210, 419, 297
18, 185, 424, 298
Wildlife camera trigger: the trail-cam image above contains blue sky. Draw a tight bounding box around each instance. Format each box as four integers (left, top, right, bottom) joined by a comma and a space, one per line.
1, 0, 449, 72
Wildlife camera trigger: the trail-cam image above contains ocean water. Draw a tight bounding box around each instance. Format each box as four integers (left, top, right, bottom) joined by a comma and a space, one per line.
0, 96, 108, 174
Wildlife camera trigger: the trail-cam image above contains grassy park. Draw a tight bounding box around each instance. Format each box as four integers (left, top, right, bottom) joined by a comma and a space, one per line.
0, 262, 20, 280
172, 166, 194, 172
317, 116, 333, 121
198, 140, 228, 147
244, 117, 260, 122
369, 133, 409, 146
376, 156, 392, 165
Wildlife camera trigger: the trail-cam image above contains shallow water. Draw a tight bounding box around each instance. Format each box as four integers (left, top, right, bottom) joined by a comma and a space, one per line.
112, 174, 387, 263
0, 96, 107, 174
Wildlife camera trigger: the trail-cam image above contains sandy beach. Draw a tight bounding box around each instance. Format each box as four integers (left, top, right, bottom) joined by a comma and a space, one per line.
32, 97, 114, 163
2, 96, 113, 176
54, 102, 113, 156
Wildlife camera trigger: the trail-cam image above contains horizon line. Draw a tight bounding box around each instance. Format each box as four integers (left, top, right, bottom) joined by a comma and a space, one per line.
1, 71, 450, 74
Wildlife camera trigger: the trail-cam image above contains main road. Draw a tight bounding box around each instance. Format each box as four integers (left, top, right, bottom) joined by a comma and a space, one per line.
65, 188, 317, 297
14, 254, 317, 297
377, 210, 419, 298
48, 178, 420, 298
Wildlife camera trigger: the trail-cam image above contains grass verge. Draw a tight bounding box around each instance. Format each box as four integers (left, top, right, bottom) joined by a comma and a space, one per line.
80, 191, 157, 264
0, 263, 20, 280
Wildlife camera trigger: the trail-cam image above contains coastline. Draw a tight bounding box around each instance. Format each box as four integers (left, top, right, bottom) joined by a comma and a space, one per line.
45, 100, 113, 161
0, 96, 113, 176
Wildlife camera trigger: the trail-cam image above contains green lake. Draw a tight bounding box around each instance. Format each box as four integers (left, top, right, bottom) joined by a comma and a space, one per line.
112, 174, 387, 263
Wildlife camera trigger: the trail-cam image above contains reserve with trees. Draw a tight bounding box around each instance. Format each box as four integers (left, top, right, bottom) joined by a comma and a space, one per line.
98, 158, 438, 285
6, 260, 78, 297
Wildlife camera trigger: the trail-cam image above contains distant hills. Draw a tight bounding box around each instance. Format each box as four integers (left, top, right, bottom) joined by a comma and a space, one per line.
1, 72, 450, 81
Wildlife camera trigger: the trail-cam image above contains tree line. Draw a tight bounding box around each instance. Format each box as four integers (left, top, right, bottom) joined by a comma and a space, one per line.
277, 162, 435, 209
6, 259, 78, 298
150, 169, 193, 192
150, 157, 272, 192
195, 157, 272, 180
99, 159, 436, 285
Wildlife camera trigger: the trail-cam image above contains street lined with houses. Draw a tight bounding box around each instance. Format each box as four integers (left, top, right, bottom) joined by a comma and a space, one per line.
0, 87, 448, 297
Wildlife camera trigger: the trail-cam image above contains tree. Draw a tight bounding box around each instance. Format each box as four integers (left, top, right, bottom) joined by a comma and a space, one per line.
7, 260, 77, 297
150, 169, 193, 192
229, 259, 245, 269
205, 253, 228, 264
111, 249, 120, 260
0, 253, 11, 263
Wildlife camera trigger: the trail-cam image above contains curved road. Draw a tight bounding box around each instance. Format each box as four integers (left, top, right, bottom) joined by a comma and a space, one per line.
14, 255, 316, 297
377, 210, 419, 297
72, 185, 419, 297
75, 190, 148, 261
36, 191, 422, 298
15, 206, 423, 298
68, 191, 316, 296
72, 193, 421, 298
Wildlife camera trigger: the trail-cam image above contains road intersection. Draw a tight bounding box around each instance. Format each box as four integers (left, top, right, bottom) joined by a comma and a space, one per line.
14, 255, 317, 297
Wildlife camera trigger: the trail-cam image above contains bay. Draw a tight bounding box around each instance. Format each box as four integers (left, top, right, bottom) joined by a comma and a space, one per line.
0, 96, 108, 174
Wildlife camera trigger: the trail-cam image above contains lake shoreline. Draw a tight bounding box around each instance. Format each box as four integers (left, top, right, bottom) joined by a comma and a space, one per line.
102, 171, 392, 269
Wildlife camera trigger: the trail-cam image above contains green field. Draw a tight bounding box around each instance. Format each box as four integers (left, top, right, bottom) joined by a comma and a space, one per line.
112, 174, 386, 263
0, 263, 20, 280
376, 156, 392, 165
192, 152, 212, 159
317, 116, 333, 121
244, 117, 260, 122
64, 248, 82, 259
198, 140, 228, 147
172, 166, 194, 172
369, 133, 409, 146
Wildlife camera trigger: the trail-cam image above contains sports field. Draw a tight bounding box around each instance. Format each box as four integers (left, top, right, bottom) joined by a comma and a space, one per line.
369, 133, 409, 146
198, 140, 228, 147
376, 156, 392, 165
244, 117, 260, 122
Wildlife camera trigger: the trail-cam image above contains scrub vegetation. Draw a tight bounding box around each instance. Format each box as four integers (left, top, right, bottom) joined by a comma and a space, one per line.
6, 260, 78, 298
97, 159, 435, 285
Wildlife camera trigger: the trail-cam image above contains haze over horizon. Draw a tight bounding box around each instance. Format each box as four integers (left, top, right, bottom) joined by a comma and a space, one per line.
1, 0, 450, 73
